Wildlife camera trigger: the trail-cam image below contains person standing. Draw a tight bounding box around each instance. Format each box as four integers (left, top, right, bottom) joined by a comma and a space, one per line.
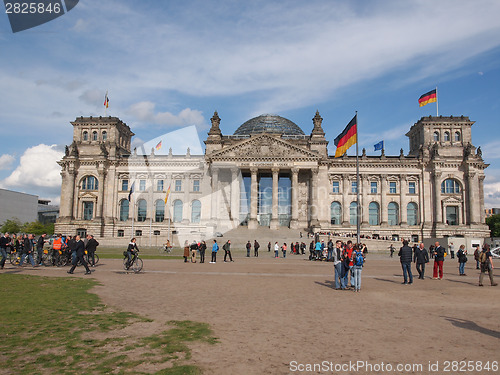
210, 240, 219, 263
246, 241, 251, 257
0, 232, 10, 269
199, 240, 207, 263
433, 241, 446, 280
342, 241, 355, 288
274, 242, 279, 258
190, 240, 198, 263
85, 235, 99, 267
36, 233, 46, 266
52, 233, 64, 266
352, 245, 364, 292
479, 244, 497, 287
315, 240, 322, 261
267, 241, 271, 252
20, 234, 36, 267
183, 240, 190, 263
254, 240, 260, 257
223, 240, 234, 262
413, 242, 429, 280
474, 246, 481, 270
333, 240, 345, 290
67, 235, 91, 275
399, 240, 413, 285
389, 244, 395, 258
457, 244, 468, 276
327, 239, 334, 261
282, 243, 287, 258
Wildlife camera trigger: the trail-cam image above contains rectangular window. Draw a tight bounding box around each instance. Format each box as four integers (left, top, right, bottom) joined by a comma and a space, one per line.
175, 179, 182, 192
446, 206, 458, 226
117, 230, 124, 237
139, 179, 146, 191
408, 181, 416, 194
135, 230, 143, 236
389, 181, 397, 194
351, 181, 357, 194
157, 179, 164, 192
332, 181, 339, 193
153, 230, 160, 236
370, 182, 378, 194
193, 179, 200, 192
83, 201, 94, 220
121, 179, 129, 192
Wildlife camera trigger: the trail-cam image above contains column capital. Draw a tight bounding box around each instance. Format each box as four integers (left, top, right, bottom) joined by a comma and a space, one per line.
291, 167, 299, 175
272, 167, 280, 175
311, 168, 319, 176
250, 167, 258, 175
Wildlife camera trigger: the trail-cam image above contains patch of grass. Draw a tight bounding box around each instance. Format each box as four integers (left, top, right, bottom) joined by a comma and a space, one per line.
0, 274, 217, 374
98, 253, 184, 260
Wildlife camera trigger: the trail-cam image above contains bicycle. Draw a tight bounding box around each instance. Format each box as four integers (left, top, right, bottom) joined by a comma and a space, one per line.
123, 250, 143, 273
83, 252, 100, 266
158, 243, 172, 255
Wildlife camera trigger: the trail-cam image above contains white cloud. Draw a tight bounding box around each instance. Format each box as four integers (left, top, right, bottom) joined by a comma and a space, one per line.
127, 101, 205, 128
0, 154, 15, 170
481, 140, 500, 160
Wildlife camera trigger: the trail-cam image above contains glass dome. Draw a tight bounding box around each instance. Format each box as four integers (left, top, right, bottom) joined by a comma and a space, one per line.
233, 114, 304, 136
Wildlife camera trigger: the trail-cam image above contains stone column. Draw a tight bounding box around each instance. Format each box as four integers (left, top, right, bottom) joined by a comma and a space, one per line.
479, 175, 486, 223
248, 167, 259, 229
310, 168, 319, 226
467, 172, 478, 224
400, 175, 408, 226
342, 174, 350, 225
59, 165, 76, 220
433, 171, 443, 225
380, 174, 387, 225
270, 168, 280, 230
361, 175, 368, 225
230, 168, 241, 225
96, 168, 106, 219
210, 168, 219, 222
290, 168, 299, 229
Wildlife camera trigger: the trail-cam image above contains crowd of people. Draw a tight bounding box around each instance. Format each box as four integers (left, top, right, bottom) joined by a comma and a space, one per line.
0, 232, 98, 275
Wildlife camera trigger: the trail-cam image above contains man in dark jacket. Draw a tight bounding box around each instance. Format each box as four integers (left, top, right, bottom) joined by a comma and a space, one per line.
254, 240, 260, 257
36, 233, 46, 266
20, 234, 36, 267
398, 240, 413, 284
68, 235, 91, 275
223, 240, 233, 262
433, 241, 446, 280
413, 242, 429, 279
0, 232, 10, 269
85, 235, 99, 267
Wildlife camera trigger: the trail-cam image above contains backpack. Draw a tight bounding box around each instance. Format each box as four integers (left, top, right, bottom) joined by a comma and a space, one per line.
479, 251, 488, 264
354, 251, 364, 267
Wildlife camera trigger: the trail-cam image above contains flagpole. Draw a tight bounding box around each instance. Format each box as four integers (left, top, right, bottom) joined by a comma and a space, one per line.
131, 196, 134, 239
436, 86, 438, 117
355, 111, 360, 245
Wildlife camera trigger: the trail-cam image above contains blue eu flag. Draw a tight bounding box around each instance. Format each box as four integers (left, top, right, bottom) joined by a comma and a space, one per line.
374, 141, 384, 151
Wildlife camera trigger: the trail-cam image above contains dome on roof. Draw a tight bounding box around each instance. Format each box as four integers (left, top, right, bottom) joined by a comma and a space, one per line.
233, 114, 305, 136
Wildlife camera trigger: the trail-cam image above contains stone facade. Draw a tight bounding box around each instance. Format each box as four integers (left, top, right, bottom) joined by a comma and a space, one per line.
55, 112, 490, 245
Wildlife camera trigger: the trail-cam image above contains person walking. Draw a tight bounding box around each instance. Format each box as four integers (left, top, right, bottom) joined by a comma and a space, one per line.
210, 240, 219, 263
199, 240, 207, 263
433, 241, 446, 280
190, 240, 198, 263
457, 244, 468, 276
254, 240, 260, 257
274, 242, 279, 258
246, 241, 251, 257
399, 240, 413, 285
413, 242, 429, 279
479, 244, 497, 287
223, 240, 233, 262
389, 244, 395, 258
67, 235, 91, 275
36, 233, 46, 266
352, 245, 364, 292
85, 234, 99, 267
0, 232, 10, 269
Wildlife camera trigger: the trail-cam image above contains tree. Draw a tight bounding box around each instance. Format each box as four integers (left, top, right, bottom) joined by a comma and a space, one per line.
1, 219, 22, 234
486, 214, 500, 238
21, 221, 55, 236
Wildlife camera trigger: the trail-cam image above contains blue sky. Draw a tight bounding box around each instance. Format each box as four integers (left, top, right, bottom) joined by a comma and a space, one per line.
0, 0, 500, 207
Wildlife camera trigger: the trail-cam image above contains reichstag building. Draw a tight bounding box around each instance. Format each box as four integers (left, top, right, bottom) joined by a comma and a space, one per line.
55, 111, 490, 245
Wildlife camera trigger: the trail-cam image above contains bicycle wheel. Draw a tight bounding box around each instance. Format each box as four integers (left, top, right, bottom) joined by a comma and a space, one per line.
132, 257, 143, 273
9, 253, 19, 266
93, 254, 100, 265
41, 253, 51, 266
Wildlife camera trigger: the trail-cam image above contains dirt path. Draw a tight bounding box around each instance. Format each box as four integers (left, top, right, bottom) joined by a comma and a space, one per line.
12, 254, 500, 374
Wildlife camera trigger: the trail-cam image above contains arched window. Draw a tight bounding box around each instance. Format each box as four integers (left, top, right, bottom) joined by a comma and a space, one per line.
444, 131, 450, 142
407, 202, 418, 226
102, 130, 107, 141
173, 200, 183, 223
81, 176, 98, 190
191, 200, 201, 223
368, 202, 380, 226
137, 199, 147, 222
388, 202, 399, 226
92, 131, 98, 141
349, 201, 358, 226
433, 131, 440, 142
83, 131, 88, 141
330, 201, 341, 225
441, 179, 461, 194
454, 131, 461, 142
119, 199, 129, 221
155, 200, 164, 222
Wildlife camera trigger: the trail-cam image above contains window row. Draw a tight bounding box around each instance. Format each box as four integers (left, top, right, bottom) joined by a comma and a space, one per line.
82, 130, 107, 142
119, 199, 202, 223
330, 201, 419, 226
120, 179, 200, 192
433, 130, 461, 142
332, 181, 417, 194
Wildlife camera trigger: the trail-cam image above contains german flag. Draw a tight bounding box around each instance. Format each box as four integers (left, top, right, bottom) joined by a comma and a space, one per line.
418, 89, 437, 107
334, 115, 357, 158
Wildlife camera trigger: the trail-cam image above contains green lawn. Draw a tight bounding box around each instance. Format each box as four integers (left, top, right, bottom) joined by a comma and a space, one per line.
0, 274, 217, 374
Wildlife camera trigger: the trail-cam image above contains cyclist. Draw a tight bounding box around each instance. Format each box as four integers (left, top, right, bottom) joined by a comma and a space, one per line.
126, 238, 139, 269
52, 233, 64, 266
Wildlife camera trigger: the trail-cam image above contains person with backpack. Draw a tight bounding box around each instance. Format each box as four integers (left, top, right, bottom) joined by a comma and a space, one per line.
479, 243, 497, 287
457, 244, 468, 276
352, 244, 364, 292
223, 240, 233, 262
399, 240, 413, 285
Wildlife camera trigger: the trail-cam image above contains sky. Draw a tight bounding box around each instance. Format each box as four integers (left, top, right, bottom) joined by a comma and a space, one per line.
0, 0, 500, 207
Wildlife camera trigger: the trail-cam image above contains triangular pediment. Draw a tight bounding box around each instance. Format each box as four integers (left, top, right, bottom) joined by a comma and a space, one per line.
209, 134, 319, 161
442, 195, 463, 203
